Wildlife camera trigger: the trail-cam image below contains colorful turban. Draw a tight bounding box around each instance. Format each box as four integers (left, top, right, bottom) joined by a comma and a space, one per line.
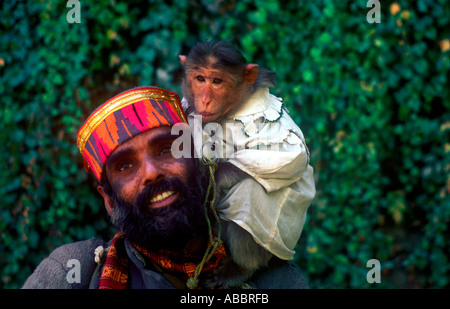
77, 86, 187, 181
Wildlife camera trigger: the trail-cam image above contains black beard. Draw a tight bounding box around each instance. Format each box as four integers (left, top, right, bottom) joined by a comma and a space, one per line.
108, 175, 208, 250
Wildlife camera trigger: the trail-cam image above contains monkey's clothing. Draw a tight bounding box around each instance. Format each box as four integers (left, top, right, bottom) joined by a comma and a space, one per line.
185, 87, 316, 260
22, 237, 309, 289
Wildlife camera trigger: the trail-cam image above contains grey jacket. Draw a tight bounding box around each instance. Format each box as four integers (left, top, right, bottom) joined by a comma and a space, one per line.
22, 238, 309, 289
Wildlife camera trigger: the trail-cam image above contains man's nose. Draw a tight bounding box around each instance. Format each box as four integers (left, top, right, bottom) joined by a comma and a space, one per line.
141, 157, 165, 187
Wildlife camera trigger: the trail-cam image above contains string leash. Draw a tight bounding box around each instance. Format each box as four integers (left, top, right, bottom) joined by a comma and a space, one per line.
186, 157, 223, 289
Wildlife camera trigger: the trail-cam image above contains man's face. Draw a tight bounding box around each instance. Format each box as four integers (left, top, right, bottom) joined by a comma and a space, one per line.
105, 126, 194, 207
98, 126, 207, 249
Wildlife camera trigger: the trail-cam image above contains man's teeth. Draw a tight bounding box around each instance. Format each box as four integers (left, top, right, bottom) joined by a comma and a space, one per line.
150, 190, 175, 203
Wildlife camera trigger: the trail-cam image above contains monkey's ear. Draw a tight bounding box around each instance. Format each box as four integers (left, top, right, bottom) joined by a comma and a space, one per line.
244, 64, 259, 85
179, 55, 187, 67
97, 185, 115, 216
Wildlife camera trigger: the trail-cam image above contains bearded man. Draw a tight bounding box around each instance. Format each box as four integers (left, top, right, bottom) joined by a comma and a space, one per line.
22, 86, 309, 289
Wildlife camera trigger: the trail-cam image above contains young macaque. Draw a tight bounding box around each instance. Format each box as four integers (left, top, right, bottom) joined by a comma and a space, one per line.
180, 41, 316, 288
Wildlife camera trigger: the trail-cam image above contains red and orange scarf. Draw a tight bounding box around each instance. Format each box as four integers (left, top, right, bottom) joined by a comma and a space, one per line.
98, 232, 226, 289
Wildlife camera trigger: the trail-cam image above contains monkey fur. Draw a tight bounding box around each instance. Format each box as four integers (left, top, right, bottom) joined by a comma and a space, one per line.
206, 162, 274, 288
180, 41, 278, 288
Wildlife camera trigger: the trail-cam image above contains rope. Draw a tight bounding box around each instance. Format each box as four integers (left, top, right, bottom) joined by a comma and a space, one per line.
186, 157, 223, 289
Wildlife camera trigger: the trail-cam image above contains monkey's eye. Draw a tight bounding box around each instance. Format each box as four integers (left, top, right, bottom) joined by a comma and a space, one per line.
196, 75, 205, 82
212, 78, 223, 84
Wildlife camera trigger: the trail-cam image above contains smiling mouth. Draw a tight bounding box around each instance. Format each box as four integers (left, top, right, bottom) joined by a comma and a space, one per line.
148, 190, 178, 208
150, 190, 175, 203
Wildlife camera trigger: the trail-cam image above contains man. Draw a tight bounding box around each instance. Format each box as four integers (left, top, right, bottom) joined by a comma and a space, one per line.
23, 86, 309, 289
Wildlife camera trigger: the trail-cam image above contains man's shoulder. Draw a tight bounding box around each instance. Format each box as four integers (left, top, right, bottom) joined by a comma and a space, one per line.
22, 238, 106, 289
48, 238, 106, 263
249, 259, 310, 289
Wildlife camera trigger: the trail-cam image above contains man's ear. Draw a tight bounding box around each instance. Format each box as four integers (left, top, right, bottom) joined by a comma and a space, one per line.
179, 55, 187, 67
97, 185, 115, 217
244, 64, 259, 85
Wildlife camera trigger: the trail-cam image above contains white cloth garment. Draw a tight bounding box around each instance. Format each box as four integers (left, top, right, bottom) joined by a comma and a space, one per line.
184, 88, 316, 260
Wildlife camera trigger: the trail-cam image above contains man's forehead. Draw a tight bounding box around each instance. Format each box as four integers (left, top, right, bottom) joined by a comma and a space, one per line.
108, 126, 174, 157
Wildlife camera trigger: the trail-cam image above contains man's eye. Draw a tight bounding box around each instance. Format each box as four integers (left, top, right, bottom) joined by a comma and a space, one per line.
118, 163, 133, 172
196, 75, 205, 82
212, 78, 222, 84
160, 145, 172, 155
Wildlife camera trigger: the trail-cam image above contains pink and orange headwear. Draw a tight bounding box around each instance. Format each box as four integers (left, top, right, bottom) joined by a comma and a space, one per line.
77, 86, 187, 181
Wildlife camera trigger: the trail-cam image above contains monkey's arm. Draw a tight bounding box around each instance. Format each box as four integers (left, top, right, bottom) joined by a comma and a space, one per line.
223, 90, 312, 193
214, 161, 250, 197
227, 139, 310, 193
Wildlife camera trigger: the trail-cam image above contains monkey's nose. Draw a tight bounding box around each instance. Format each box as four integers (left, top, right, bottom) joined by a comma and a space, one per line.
201, 87, 212, 106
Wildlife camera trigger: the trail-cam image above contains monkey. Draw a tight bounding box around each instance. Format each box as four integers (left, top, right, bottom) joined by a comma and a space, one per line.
179, 41, 316, 288
179, 40, 276, 198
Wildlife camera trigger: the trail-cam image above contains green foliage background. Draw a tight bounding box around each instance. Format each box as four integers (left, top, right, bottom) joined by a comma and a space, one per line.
1, 0, 449, 288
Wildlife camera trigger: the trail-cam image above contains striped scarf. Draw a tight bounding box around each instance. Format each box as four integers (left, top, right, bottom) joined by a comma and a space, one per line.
98, 232, 226, 289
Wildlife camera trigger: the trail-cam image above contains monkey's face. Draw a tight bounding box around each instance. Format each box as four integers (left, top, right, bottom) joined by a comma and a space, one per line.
185, 66, 246, 123
182, 58, 259, 124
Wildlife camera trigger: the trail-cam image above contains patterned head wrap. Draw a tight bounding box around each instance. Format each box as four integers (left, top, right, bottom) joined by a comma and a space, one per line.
77, 86, 187, 181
